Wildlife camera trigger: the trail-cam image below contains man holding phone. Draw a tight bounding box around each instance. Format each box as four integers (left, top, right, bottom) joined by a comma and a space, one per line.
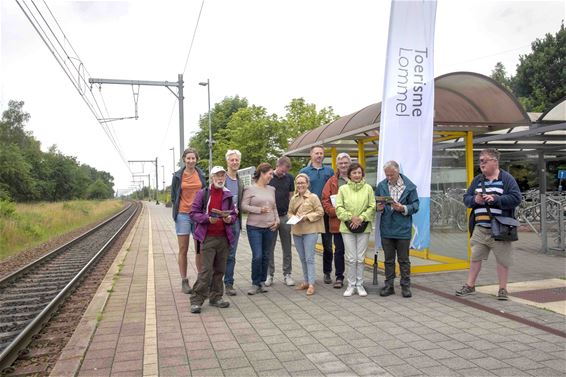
456, 149, 521, 300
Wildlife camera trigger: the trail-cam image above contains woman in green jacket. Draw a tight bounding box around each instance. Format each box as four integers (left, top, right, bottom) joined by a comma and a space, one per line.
336, 163, 376, 297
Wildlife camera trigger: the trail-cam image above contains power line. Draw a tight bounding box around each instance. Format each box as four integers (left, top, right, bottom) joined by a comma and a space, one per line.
15, 0, 132, 172
182, 0, 206, 76
154, 0, 205, 159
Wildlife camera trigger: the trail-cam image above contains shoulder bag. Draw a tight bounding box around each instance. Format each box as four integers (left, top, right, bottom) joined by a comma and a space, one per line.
345, 220, 369, 233
480, 178, 519, 242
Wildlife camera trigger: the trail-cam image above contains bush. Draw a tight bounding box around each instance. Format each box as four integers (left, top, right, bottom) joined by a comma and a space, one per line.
0, 200, 16, 218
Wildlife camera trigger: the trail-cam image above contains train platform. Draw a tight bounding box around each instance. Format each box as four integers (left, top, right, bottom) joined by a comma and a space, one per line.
51, 202, 565, 376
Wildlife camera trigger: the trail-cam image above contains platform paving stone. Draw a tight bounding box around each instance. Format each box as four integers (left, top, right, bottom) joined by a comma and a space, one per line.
420, 365, 466, 376
471, 356, 513, 370
492, 367, 532, 376
53, 203, 566, 376
404, 355, 441, 369
383, 363, 423, 376
218, 357, 253, 370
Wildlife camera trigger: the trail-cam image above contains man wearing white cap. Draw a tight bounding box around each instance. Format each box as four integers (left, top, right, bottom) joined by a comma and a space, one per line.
189, 166, 237, 313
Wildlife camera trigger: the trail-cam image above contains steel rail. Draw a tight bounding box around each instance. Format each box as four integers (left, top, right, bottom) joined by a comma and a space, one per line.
0, 202, 140, 372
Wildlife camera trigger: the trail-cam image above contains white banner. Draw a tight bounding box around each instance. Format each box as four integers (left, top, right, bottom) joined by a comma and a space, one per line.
377, 0, 437, 250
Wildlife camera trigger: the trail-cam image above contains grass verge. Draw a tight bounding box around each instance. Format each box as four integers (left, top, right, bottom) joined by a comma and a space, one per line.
0, 199, 125, 260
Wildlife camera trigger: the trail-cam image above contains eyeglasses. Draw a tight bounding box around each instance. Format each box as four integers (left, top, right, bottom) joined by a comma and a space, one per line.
479, 158, 496, 164
296, 182, 308, 185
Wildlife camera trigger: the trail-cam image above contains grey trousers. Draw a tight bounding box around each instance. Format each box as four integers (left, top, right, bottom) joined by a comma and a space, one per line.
190, 236, 229, 305
382, 237, 411, 287
268, 214, 293, 276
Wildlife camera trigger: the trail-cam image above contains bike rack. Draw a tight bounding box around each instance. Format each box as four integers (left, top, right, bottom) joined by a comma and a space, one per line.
547, 197, 565, 253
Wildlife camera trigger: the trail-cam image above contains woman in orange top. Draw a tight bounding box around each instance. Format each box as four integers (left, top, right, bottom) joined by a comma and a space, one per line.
171, 148, 206, 294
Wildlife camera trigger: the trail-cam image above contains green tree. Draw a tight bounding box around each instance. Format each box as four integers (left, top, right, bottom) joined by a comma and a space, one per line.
511, 24, 566, 112
490, 62, 512, 91
215, 106, 284, 169
281, 98, 339, 142
188, 96, 249, 170
44, 147, 80, 201
0, 100, 115, 201
0, 100, 32, 147
86, 178, 114, 199
0, 144, 35, 201
280, 98, 339, 173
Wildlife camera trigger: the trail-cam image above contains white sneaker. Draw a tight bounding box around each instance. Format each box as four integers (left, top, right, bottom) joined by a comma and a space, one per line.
343, 286, 355, 297
284, 274, 295, 286
357, 285, 367, 297
265, 276, 273, 287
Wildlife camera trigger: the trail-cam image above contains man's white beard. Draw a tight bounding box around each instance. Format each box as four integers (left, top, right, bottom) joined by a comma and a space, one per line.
213, 182, 224, 189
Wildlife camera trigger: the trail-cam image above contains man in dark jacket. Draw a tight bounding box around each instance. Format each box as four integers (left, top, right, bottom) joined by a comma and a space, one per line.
189, 166, 237, 314
375, 160, 419, 298
456, 149, 521, 300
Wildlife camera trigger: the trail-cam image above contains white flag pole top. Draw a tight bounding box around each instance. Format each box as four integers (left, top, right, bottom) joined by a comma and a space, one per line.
377, 0, 437, 250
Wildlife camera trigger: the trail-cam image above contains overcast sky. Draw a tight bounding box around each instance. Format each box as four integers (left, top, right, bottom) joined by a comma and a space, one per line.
1, 0, 564, 194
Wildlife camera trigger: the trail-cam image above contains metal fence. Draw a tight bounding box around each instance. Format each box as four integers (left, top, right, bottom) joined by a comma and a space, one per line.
430, 188, 566, 252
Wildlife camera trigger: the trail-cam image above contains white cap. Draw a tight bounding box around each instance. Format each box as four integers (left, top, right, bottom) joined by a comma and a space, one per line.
210, 166, 226, 175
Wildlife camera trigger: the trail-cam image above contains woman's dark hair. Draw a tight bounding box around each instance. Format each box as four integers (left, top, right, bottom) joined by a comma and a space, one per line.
253, 163, 273, 181
347, 162, 365, 178
182, 147, 199, 160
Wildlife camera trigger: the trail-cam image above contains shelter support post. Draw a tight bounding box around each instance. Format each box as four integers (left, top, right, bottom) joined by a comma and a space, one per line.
331, 147, 337, 171
539, 151, 548, 253
465, 131, 474, 263
357, 140, 365, 168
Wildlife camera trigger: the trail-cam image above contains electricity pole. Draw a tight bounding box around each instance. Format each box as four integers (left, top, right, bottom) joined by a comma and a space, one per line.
129, 159, 159, 204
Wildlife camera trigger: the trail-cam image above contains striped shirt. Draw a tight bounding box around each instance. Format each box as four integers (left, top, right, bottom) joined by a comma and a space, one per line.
473, 178, 504, 227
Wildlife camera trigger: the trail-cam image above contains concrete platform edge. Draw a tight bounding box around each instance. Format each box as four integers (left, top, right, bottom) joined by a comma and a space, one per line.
49, 206, 145, 377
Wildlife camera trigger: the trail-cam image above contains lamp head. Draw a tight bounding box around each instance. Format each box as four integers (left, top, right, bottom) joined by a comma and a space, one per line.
198, 82, 208, 86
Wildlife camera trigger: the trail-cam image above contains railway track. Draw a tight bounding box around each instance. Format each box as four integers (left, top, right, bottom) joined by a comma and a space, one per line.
0, 202, 140, 373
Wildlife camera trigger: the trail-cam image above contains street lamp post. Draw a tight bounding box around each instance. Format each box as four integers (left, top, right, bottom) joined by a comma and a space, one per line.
169, 147, 175, 175
198, 79, 212, 174
161, 165, 165, 202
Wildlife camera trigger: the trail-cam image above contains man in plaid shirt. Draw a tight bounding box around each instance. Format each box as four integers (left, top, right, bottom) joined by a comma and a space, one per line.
375, 160, 420, 298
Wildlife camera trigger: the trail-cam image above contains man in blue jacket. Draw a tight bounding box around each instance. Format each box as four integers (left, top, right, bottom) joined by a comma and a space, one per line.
456, 149, 521, 300
299, 145, 335, 284
375, 160, 419, 298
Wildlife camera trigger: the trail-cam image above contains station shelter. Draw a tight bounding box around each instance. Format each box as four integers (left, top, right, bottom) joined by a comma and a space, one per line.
286, 72, 566, 273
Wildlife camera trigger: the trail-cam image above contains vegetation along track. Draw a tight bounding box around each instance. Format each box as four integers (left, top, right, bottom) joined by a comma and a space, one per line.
0, 202, 140, 373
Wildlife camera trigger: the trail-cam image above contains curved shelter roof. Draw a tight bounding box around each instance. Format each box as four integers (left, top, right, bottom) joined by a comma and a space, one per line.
435, 94, 566, 161
287, 72, 532, 156
537, 96, 566, 123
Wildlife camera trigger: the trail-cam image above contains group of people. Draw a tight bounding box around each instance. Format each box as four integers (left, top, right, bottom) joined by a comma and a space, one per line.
171, 145, 521, 313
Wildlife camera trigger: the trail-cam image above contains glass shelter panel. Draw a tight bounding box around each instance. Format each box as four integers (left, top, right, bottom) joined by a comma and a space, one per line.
429, 149, 469, 262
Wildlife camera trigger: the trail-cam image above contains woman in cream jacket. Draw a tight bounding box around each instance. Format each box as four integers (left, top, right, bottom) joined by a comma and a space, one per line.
288, 173, 325, 295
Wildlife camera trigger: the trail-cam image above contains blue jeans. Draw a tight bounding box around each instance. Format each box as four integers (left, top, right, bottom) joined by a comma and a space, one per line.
247, 225, 275, 286
293, 233, 318, 285
224, 219, 241, 286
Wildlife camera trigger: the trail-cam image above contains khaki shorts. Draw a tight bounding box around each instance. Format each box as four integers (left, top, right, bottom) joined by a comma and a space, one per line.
470, 225, 513, 267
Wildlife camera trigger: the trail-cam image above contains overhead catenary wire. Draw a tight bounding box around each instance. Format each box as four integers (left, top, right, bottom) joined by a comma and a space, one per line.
155, 0, 206, 158
39, 0, 130, 167
15, 0, 132, 173
182, 0, 206, 76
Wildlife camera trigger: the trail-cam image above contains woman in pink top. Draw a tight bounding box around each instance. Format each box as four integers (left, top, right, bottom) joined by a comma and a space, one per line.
241, 163, 279, 295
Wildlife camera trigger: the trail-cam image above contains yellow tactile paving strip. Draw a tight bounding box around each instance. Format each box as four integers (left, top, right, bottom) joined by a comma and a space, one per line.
143, 210, 158, 376
476, 279, 566, 315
